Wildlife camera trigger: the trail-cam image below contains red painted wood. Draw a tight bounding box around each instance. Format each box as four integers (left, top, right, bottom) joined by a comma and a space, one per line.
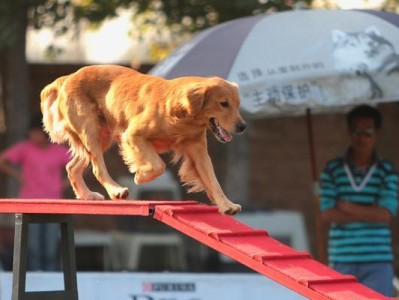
153, 203, 394, 300
0, 199, 197, 216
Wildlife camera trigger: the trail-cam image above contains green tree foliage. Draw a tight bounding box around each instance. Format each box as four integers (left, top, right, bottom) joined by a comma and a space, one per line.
0, 0, 313, 51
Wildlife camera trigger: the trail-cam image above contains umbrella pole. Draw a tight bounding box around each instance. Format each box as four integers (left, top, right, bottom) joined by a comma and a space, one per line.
306, 108, 317, 182
306, 108, 327, 263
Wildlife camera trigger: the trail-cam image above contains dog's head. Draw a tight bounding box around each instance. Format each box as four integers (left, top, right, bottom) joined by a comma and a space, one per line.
172, 77, 246, 143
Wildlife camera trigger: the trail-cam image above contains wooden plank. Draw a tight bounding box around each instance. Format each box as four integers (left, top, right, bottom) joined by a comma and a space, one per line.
0, 199, 198, 216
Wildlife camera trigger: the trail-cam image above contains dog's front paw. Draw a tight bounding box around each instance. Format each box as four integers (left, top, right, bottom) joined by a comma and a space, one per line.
110, 187, 129, 200
219, 203, 242, 215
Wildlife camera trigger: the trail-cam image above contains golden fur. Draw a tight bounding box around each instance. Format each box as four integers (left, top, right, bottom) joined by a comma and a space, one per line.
40, 65, 246, 214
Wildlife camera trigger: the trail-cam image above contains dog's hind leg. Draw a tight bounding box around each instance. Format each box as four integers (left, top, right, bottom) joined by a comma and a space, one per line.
66, 131, 105, 200
89, 144, 129, 199
67, 154, 105, 200
73, 122, 129, 200
63, 98, 129, 200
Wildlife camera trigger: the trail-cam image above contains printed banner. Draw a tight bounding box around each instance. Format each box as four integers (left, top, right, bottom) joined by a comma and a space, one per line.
0, 272, 305, 300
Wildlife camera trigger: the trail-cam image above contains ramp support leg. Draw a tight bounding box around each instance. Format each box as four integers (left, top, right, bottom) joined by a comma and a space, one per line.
12, 214, 78, 300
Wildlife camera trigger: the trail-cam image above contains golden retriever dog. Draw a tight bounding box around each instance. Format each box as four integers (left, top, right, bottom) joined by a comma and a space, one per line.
40, 65, 246, 215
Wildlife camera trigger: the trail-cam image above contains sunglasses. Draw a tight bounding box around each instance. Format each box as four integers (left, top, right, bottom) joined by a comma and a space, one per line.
351, 128, 376, 138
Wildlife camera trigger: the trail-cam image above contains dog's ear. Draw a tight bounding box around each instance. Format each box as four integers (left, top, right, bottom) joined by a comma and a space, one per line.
186, 85, 206, 116
171, 84, 206, 119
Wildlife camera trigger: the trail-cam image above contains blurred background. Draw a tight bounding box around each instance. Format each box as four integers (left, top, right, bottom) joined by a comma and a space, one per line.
0, 0, 399, 280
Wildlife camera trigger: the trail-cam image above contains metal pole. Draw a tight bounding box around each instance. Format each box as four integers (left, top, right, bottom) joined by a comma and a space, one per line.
306, 108, 327, 263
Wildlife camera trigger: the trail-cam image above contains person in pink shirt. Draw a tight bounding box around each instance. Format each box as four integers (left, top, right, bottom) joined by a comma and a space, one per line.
0, 114, 70, 270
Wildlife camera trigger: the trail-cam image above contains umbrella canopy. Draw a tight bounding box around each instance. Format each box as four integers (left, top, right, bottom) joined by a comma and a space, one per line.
150, 9, 399, 117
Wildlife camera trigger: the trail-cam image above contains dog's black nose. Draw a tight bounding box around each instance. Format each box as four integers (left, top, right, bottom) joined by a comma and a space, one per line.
235, 122, 246, 133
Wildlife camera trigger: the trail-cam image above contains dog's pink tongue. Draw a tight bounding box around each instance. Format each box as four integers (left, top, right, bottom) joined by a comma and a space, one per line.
220, 127, 232, 142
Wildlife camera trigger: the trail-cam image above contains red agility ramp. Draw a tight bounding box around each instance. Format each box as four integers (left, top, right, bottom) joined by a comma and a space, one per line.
0, 199, 393, 300
153, 203, 394, 300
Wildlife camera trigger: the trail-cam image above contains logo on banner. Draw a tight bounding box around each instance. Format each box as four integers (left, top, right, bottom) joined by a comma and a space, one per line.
128, 282, 200, 300
142, 282, 196, 292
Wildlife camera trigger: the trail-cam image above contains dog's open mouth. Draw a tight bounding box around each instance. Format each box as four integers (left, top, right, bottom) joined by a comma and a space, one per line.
209, 118, 232, 143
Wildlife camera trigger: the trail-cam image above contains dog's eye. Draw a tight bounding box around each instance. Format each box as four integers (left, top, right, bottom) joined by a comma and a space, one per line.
220, 101, 229, 108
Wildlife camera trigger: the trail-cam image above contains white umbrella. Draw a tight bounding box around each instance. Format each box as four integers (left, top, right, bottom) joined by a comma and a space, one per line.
151, 9, 399, 115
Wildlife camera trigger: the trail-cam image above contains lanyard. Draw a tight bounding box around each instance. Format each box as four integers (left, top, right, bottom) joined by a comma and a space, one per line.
344, 163, 377, 192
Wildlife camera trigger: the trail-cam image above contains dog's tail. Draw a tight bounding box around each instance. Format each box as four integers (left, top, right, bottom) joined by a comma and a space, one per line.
40, 76, 69, 144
